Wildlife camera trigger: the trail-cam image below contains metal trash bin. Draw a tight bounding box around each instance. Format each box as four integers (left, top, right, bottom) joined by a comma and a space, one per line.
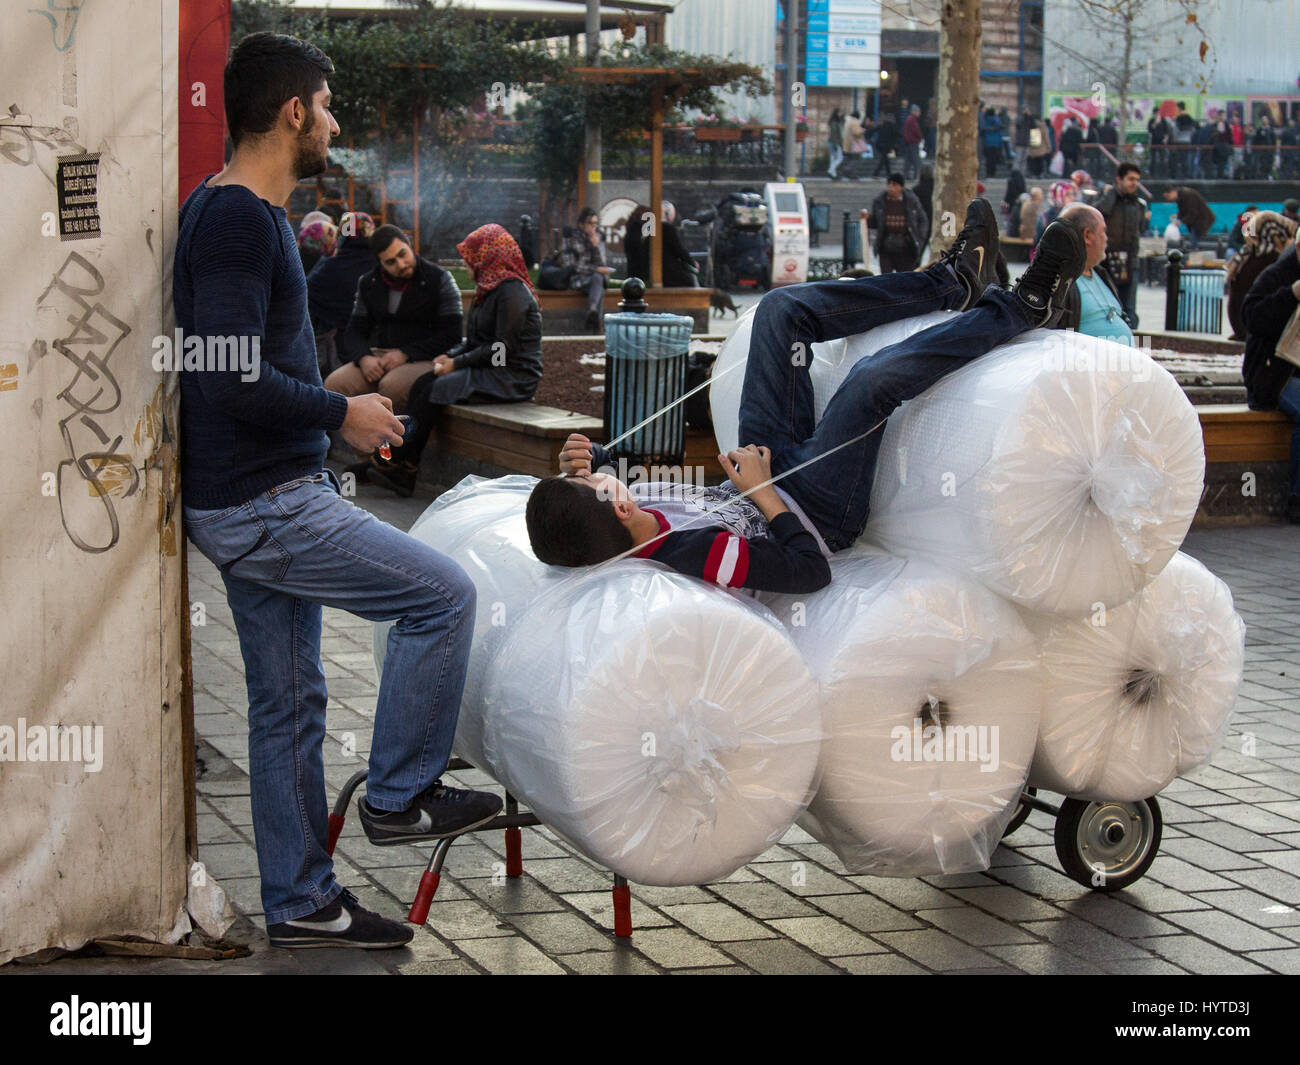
602, 312, 692, 470
1176, 267, 1226, 333
842, 210, 863, 266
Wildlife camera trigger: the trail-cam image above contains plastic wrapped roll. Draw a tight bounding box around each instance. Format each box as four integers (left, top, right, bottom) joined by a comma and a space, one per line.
479, 563, 825, 886
711, 310, 1206, 616
764, 547, 1043, 876
1026, 551, 1245, 802
374, 476, 558, 764
375, 479, 824, 884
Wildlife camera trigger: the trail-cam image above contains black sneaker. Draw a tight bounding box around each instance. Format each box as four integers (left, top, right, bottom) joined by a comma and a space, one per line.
366, 459, 417, 498
584, 309, 602, 333
267, 889, 413, 950
1013, 219, 1087, 327
938, 198, 1002, 310
359, 779, 503, 846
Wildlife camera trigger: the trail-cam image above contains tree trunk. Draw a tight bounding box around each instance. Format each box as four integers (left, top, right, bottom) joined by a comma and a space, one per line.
929, 0, 981, 260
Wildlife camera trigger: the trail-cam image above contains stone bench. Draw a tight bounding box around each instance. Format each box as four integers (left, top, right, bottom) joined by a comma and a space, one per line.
1000, 236, 1034, 263
417, 401, 603, 486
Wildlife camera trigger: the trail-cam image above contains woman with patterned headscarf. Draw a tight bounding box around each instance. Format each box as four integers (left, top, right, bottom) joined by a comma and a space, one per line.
297, 219, 337, 273
368, 223, 544, 496
1226, 210, 1298, 339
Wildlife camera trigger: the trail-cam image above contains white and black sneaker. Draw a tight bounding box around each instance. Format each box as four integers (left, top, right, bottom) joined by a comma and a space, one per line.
1013, 219, 1087, 327
359, 779, 503, 846
267, 889, 413, 949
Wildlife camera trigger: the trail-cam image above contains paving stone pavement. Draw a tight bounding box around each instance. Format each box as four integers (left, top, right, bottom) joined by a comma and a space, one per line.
32, 481, 1300, 976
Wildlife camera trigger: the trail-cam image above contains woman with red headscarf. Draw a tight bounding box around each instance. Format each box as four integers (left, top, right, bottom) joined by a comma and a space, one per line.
368, 223, 543, 496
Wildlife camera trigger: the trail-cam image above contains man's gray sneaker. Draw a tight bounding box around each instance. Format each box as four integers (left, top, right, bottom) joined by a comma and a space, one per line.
359, 779, 503, 846
267, 889, 413, 949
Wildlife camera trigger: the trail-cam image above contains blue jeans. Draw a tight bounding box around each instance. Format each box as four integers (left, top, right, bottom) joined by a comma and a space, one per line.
1277, 377, 1300, 496
184, 469, 475, 923
738, 265, 1035, 551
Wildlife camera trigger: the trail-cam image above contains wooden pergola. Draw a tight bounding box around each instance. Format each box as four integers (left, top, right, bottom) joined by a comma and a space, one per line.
569, 66, 698, 289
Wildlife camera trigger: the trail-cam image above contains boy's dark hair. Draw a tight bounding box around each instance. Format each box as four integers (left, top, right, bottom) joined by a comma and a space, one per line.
578, 207, 599, 224
369, 224, 409, 257
526, 477, 634, 567
1116, 161, 1141, 180
224, 32, 334, 148
888, 172, 905, 187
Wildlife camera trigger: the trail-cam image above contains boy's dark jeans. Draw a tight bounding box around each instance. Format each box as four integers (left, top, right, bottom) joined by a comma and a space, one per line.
738, 265, 1036, 552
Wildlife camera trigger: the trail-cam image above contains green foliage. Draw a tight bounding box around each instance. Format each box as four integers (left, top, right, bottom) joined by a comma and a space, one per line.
520, 40, 769, 198
229, 0, 561, 138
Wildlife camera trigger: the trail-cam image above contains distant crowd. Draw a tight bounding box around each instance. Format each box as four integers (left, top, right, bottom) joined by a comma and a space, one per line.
825, 99, 1300, 184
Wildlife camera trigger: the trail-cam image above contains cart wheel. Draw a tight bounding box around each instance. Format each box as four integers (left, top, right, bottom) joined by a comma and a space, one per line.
1054, 796, 1162, 892
1001, 786, 1037, 839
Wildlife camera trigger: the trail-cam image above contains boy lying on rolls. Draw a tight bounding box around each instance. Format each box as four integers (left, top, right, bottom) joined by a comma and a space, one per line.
526, 200, 1087, 595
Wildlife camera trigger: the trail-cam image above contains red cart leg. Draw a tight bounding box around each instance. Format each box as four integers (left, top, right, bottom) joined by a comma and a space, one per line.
326, 769, 369, 857
612, 874, 633, 939
408, 837, 454, 925
504, 792, 523, 877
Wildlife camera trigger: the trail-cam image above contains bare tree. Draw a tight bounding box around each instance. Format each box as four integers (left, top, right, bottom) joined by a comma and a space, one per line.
1042, 0, 1216, 145
930, 0, 981, 258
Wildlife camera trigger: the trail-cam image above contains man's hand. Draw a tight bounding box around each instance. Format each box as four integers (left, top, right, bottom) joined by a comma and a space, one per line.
378, 349, 409, 372
596, 266, 614, 276
359, 353, 384, 383
432, 354, 455, 377
559, 433, 595, 475
341, 393, 405, 455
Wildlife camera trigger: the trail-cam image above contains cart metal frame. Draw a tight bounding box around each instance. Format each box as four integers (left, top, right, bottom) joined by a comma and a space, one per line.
326, 762, 1163, 937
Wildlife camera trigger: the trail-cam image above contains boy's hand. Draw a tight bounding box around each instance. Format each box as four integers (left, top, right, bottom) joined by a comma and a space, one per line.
719, 445, 774, 496
720, 445, 788, 520
559, 433, 595, 475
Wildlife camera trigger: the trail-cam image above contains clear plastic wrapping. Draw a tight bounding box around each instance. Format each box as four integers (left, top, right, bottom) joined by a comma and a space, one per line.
481, 564, 824, 885
375, 479, 825, 885
711, 310, 1206, 617
763, 546, 1043, 876
1025, 551, 1246, 802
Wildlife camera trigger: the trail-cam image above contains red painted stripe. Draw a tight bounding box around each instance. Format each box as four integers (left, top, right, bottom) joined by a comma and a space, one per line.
703, 533, 731, 584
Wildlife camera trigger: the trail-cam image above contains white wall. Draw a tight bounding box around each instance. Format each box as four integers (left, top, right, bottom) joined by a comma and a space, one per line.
0, 0, 187, 964
665, 0, 778, 123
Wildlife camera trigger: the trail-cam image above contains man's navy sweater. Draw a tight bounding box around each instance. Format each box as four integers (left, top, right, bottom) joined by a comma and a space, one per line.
174, 178, 349, 508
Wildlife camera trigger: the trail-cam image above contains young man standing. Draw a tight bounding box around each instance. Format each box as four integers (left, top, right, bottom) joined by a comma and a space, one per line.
526, 203, 1088, 590
862, 174, 929, 274
1093, 162, 1149, 327
174, 33, 501, 950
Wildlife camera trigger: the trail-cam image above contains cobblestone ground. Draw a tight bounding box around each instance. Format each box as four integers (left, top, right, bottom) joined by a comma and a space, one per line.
32, 482, 1300, 976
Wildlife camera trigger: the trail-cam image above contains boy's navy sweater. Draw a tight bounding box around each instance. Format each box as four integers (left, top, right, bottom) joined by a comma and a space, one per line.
174, 178, 349, 509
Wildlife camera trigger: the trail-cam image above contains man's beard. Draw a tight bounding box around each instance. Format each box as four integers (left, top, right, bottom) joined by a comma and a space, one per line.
292, 111, 329, 179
